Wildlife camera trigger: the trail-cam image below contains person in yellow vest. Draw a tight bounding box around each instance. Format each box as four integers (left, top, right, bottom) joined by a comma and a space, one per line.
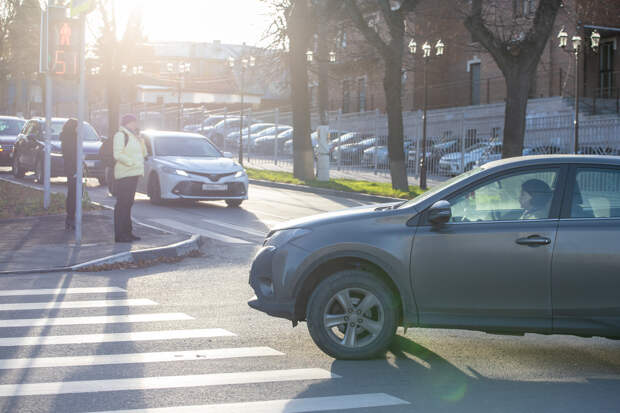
113, 114, 146, 242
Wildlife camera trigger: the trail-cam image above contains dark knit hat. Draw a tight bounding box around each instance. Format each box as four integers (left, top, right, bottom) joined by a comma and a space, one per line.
521, 179, 552, 208
121, 114, 138, 127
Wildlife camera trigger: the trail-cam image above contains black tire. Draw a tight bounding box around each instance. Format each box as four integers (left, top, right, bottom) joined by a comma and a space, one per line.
225, 199, 243, 207
12, 153, 25, 178
148, 174, 163, 205
306, 269, 399, 360
35, 157, 45, 184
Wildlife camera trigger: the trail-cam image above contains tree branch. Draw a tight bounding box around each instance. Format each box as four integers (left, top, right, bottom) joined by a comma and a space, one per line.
344, 0, 389, 59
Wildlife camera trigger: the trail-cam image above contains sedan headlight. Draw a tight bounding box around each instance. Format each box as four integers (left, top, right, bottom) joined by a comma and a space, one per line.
162, 166, 188, 177
264, 228, 311, 248
234, 169, 247, 178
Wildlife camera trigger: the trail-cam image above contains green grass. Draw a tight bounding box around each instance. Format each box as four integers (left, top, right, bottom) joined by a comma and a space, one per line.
0, 180, 100, 219
247, 168, 425, 199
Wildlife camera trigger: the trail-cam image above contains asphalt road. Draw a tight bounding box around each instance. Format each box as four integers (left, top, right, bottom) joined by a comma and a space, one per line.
1, 169, 620, 412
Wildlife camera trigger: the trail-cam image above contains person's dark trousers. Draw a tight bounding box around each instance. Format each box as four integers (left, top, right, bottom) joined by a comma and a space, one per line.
66, 176, 76, 228
114, 176, 139, 240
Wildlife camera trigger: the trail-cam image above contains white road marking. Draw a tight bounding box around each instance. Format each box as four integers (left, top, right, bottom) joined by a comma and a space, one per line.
0, 313, 193, 328
0, 328, 235, 347
0, 287, 126, 297
90, 393, 409, 413
0, 368, 337, 397
202, 219, 267, 237
151, 218, 252, 244
0, 299, 157, 311
0, 346, 283, 370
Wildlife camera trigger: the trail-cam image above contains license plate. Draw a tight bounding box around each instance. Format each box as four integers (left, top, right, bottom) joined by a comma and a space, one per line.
202, 183, 227, 191
85, 160, 96, 168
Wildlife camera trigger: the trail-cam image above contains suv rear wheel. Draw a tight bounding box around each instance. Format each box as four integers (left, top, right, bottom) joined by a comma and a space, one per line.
306, 269, 399, 360
12, 153, 25, 178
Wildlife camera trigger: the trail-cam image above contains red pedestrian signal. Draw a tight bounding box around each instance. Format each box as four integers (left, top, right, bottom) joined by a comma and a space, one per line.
49, 17, 80, 78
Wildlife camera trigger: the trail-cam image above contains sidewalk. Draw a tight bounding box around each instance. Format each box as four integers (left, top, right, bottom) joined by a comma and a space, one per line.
0, 210, 189, 273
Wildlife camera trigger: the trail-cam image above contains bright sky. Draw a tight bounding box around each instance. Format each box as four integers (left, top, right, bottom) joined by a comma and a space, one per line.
112, 0, 274, 46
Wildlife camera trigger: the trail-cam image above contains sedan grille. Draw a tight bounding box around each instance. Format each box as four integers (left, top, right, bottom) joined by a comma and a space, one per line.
188, 171, 236, 182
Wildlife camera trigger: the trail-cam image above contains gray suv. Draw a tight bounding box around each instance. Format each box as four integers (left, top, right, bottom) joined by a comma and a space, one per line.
249, 155, 620, 359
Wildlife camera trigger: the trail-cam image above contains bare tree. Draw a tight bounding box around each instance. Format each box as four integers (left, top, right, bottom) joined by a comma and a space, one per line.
0, 0, 19, 112
345, 0, 419, 191
464, 0, 563, 158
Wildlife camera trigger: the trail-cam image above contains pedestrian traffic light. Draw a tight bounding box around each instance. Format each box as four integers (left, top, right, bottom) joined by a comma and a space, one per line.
48, 16, 81, 78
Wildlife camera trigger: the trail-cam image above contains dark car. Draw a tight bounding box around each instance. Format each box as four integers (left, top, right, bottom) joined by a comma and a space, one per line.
0, 116, 26, 166
332, 136, 386, 165
249, 155, 620, 359
12, 118, 105, 183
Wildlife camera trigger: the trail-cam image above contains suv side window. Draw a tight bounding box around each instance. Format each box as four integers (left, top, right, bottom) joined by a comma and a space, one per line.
570, 167, 620, 218
448, 168, 559, 222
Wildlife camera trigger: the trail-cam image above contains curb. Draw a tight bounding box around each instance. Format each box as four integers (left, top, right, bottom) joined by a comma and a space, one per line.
249, 179, 403, 204
0, 235, 202, 275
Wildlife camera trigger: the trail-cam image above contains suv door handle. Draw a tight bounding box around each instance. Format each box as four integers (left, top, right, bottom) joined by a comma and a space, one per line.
516, 235, 551, 246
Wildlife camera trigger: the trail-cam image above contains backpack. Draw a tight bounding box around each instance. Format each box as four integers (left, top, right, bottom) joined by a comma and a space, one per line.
99, 131, 128, 167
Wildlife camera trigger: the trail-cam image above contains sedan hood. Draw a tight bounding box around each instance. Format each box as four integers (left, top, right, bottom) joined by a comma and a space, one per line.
156, 156, 241, 173
271, 202, 403, 232
0, 136, 18, 145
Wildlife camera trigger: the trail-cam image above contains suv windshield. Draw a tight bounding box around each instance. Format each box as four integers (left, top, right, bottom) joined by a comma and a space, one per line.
50, 121, 99, 141
155, 136, 221, 157
0, 118, 25, 135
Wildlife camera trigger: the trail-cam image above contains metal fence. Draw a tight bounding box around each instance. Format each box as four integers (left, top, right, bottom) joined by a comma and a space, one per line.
89, 100, 620, 181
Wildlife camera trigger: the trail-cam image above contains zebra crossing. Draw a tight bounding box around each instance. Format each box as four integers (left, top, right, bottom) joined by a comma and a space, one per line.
0, 285, 409, 412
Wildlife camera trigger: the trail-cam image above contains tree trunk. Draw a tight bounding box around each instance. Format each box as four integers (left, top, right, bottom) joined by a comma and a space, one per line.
288, 0, 314, 180
106, 72, 120, 136
502, 68, 532, 158
384, 57, 408, 191
317, 22, 329, 125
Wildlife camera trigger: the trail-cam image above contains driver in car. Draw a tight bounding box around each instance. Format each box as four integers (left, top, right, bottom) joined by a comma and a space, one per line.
519, 179, 552, 220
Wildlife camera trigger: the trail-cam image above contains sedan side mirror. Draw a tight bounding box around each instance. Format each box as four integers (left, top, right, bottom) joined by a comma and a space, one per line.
222, 152, 233, 158
428, 200, 452, 225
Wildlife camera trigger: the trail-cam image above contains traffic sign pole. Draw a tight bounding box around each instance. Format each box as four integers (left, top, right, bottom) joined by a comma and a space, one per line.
43, 7, 52, 209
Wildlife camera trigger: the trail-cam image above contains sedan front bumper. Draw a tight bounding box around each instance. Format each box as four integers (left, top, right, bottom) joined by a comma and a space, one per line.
159, 171, 249, 201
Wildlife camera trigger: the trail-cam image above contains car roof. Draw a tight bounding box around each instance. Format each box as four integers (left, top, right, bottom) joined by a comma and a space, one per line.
141, 130, 209, 139
482, 154, 620, 170
0, 116, 25, 121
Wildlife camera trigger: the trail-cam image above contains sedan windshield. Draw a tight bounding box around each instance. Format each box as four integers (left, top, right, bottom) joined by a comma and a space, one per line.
155, 136, 221, 157
0, 118, 25, 135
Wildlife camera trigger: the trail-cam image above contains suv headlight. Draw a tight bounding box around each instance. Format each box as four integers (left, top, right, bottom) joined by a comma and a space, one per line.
264, 228, 311, 248
234, 169, 247, 178
162, 166, 188, 177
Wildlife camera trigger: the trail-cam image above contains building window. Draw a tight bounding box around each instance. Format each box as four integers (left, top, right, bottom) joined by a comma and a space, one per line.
470, 62, 481, 105
357, 77, 367, 112
342, 79, 351, 113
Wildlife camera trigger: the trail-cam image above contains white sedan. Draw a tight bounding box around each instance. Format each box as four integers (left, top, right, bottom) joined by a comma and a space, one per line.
138, 130, 248, 207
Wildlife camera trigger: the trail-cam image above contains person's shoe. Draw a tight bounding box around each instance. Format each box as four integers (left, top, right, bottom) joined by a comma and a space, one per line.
130, 234, 141, 241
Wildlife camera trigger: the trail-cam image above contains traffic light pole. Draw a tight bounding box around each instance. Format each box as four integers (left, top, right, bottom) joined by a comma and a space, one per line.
75, 14, 86, 244
43, 7, 52, 209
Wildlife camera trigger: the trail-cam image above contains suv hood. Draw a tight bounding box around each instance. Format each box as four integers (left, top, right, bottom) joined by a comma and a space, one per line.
156, 156, 241, 173
0, 136, 19, 145
270, 202, 404, 232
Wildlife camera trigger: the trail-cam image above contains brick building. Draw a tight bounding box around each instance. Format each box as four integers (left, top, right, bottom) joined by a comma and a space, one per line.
325, 0, 619, 115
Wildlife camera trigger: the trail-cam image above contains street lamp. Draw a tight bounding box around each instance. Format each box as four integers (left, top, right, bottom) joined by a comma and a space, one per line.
410, 37, 445, 190
168, 61, 191, 130
557, 26, 600, 153
228, 54, 255, 164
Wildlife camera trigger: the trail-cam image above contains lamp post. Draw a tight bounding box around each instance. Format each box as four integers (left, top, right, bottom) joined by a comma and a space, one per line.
167, 62, 191, 131
409, 38, 444, 190
557, 26, 600, 154
228, 55, 255, 164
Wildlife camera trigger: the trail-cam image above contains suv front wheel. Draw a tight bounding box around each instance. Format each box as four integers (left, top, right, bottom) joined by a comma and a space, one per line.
306, 269, 399, 360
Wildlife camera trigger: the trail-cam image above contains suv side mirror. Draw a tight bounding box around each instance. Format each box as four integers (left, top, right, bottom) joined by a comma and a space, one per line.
222, 151, 233, 158
428, 200, 452, 225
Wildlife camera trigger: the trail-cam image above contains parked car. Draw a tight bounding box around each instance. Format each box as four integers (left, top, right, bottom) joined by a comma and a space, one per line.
247, 125, 292, 150
283, 130, 346, 156
12, 118, 106, 184
225, 123, 275, 148
578, 145, 620, 156
138, 130, 248, 206
332, 137, 386, 165
208, 117, 251, 147
439, 142, 503, 175
197, 115, 228, 136
252, 128, 293, 154
0, 116, 26, 166
249, 155, 620, 359
362, 140, 413, 168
